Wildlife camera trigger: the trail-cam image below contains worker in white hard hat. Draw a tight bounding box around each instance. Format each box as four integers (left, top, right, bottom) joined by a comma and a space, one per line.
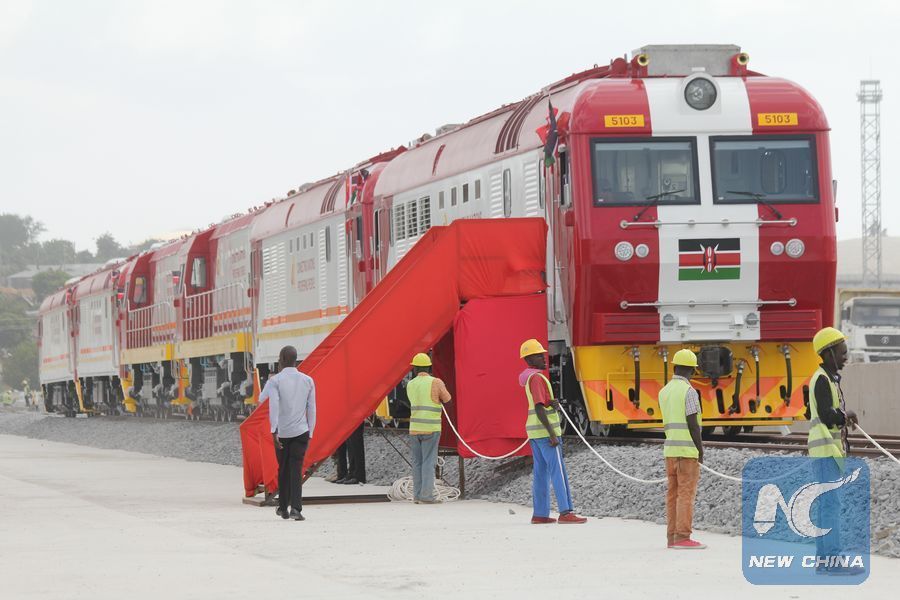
809, 327, 864, 576
659, 348, 705, 549
519, 339, 587, 525
406, 352, 451, 504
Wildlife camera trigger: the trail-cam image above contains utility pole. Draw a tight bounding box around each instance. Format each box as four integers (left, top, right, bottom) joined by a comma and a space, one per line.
858, 80, 883, 288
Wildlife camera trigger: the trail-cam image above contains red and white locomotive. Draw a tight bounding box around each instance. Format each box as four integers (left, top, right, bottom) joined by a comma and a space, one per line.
39, 45, 835, 436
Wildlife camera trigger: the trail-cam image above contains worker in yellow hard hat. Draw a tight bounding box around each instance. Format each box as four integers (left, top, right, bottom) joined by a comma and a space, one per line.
809, 327, 858, 458
809, 327, 863, 575
406, 352, 451, 504
519, 338, 587, 525
659, 348, 705, 549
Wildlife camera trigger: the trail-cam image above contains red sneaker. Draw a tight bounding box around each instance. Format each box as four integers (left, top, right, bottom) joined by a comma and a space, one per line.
557, 512, 588, 524
531, 516, 557, 524
670, 538, 706, 549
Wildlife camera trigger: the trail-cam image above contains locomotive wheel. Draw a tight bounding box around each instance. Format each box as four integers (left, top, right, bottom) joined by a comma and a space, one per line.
701, 426, 716, 439
569, 404, 590, 437
742, 425, 754, 433
722, 425, 743, 440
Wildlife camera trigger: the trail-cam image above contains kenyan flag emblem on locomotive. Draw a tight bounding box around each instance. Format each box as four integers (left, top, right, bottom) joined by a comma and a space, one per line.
678, 238, 741, 280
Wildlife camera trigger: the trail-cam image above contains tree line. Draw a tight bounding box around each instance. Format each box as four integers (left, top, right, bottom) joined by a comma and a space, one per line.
0, 212, 161, 392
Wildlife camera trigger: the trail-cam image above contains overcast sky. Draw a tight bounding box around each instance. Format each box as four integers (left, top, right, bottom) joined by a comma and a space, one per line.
1, 0, 898, 251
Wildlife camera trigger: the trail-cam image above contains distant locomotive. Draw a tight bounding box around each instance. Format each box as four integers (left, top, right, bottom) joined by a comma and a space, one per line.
39, 45, 835, 437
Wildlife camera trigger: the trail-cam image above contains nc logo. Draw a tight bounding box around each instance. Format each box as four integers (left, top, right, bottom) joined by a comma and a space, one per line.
752, 468, 861, 538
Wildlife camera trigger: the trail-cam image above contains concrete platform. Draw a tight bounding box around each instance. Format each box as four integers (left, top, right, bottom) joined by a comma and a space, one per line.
0, 434, 897, 600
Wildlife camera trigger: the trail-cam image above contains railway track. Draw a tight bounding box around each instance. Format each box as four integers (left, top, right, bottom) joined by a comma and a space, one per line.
27, 407, 900, 460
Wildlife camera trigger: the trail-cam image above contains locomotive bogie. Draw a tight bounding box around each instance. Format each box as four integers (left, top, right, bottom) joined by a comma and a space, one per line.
573, 341, 819, 428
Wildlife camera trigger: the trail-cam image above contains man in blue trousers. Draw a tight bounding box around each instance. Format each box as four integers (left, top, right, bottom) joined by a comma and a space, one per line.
519, 339, 587, 525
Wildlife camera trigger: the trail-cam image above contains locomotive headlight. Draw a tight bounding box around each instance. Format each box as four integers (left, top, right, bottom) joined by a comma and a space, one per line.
662, 313, 677, 327
770, 241, 785, 256
746, 312, 760, 327
785, 238, 805, 258
684, 77, 717, 111
635, 243, 650, 258
614, 241, 634, 261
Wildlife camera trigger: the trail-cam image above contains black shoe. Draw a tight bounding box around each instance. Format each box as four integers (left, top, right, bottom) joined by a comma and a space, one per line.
290, 509, 305, 521
276, 507, 289, 519
342, 478, 359, 485
334, 478, 347, 484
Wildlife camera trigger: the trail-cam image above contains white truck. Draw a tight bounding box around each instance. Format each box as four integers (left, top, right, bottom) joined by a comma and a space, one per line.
837, 289, 900, 363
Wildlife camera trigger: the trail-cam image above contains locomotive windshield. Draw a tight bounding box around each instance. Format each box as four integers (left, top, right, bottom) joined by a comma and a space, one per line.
711, 136, 818, 203
591, 138, 699, 206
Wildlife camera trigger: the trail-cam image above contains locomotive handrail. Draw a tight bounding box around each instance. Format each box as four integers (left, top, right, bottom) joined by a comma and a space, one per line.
619, 298, 797, 309
181, 282, 250, 342
125, 300, 175, 349
619, 218, 797, 229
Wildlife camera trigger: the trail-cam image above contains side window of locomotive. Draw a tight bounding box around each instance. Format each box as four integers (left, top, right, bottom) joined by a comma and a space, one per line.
190, 257, 207, 289
462, 183, 469, 203
475, 179, 481, 200
325, 226, 332, 263
439, 191, 445, 210
374, 210, 381, 251
558, 150, 570, 207
451, 187, 458, 207
711, 137, 817, 203
133, 276, 147, 304
591, 139, 697, 206
502, 168, 512, 217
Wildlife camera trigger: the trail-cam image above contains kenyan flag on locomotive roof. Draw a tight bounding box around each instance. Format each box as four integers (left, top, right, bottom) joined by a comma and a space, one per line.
678, 238, 741, 281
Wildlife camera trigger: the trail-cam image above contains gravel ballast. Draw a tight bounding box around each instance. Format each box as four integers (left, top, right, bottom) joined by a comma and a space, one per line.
2, 409, 898, 558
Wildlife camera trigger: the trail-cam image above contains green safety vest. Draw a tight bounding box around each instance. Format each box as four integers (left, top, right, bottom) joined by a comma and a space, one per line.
524, 372, 562, 440
407, 375, 442, 433
659, 377, 701, 459
807, 367, 846, 459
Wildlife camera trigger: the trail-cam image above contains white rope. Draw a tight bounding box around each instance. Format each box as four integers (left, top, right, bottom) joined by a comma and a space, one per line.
856, 425, 900, 468
388, 457, 461, 502
556, 403, 777, 484
556, 404, 667, 484
440, 405, 530, 460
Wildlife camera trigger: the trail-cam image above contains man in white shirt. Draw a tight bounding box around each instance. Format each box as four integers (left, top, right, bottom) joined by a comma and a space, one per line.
266, 345, 316, 521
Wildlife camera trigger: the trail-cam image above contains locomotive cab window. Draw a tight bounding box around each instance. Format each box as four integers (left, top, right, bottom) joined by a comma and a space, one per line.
711, 136, 818, 203
590, 138, 699, 206
190, 257, 207, 289
132, 276, 147, 304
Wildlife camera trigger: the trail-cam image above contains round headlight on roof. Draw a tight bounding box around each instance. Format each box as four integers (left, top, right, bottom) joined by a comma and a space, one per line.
684, 77, 717, 111
614, 241, 634, 261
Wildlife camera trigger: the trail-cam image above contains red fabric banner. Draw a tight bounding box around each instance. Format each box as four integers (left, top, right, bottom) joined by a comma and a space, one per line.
451, 295, 546, 458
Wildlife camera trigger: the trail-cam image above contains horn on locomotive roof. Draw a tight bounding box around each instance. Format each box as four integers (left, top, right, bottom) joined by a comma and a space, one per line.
736, 52, 750, 66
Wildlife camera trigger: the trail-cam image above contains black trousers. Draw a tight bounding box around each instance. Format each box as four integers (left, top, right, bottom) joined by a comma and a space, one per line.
336, 423, 366, 483
277, 432, 309, 512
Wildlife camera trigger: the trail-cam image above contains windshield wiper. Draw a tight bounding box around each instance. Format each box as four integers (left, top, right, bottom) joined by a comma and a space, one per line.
632, 189, 686, 222
725, 190, 784, 220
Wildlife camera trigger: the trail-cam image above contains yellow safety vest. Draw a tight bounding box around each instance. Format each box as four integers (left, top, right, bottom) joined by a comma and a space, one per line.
524, 372, 562, 440
659, 378, 701, 459
407, 375, 442, 433
807, 367, 846, 459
